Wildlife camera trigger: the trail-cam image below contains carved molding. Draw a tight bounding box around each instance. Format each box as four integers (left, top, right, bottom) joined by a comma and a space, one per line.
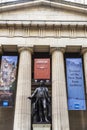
0, 20, 86, 38
0, 23, 86, 38
9, 26, 15, 37
69, 26, 76, 38
0, 20, 87, 28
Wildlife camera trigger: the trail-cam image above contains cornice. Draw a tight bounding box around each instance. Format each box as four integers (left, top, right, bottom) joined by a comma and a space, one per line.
0, 0, 87, 14
0, 20, 87, 28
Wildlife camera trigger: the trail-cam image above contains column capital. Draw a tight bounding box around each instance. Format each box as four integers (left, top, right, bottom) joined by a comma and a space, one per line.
81, 48, 87, 54
18, 46, 33, 53
50, 47, 65, 54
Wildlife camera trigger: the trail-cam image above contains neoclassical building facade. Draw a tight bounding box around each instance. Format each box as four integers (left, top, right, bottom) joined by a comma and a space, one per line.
0, 0, 87, 130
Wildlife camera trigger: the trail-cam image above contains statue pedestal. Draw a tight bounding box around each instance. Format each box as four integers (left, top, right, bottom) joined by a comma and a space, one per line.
33, 124, 51, 130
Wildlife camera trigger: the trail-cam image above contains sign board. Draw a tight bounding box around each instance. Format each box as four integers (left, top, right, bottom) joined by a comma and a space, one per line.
66, 58, 86, 110
0, 56, 18, 107
34, 58, 50, 79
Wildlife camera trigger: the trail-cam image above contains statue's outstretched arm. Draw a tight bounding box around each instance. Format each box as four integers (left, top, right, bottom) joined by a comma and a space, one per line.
28, 88, 37, 100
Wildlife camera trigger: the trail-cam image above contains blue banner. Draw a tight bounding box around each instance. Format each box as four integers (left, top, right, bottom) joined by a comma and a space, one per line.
66, 58, 86, 110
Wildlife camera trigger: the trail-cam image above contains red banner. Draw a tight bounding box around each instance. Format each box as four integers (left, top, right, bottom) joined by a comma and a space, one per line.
34, 58, 50, 79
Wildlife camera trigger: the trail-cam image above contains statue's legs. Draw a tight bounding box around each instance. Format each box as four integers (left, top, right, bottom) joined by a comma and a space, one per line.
38, 99, 43, 122
43, 99, 49, 122
32, 103, 37, 123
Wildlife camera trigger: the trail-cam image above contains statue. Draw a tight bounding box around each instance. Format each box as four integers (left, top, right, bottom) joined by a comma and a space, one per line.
28, 80, 51, 123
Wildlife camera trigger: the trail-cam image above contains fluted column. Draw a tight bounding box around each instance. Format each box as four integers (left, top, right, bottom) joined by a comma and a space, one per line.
82, 48, 87, 129
13, 47, 32, 130
51, 48, 69, 130
82, 48, 87, 94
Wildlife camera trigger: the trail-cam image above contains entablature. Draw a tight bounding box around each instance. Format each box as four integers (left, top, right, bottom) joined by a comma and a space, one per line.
0, 20, 87, 38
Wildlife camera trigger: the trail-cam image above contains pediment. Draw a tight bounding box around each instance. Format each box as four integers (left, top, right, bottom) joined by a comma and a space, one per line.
0, 0, 87, 21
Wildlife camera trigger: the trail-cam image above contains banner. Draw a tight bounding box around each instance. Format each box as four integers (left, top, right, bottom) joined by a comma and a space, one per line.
66, 58, 86, 110
0, 56, 18, 107
34, 58, 50, 80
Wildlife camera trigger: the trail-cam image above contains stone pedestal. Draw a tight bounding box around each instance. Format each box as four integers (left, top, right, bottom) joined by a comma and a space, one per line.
33, 124, 51, 130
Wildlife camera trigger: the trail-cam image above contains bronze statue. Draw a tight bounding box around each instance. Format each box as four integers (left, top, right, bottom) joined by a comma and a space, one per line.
28, 80, 51, 123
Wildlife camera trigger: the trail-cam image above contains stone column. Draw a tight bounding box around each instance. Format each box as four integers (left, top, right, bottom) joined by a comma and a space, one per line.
51, 48, 69, 130
82, 48, 87, 94
13, 47, 32, 130
81, 48, 87, 130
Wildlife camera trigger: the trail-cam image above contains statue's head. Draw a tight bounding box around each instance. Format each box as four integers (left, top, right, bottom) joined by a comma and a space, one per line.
40, 80, 44, 86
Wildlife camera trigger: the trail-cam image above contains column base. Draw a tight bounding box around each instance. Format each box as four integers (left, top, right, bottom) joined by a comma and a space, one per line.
32, 124, 51, 130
